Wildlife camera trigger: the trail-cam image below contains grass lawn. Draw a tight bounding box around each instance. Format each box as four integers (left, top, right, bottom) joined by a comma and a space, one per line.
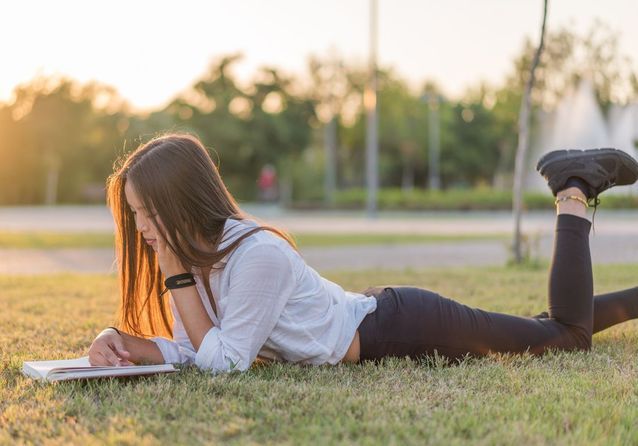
0, 231, 507, 250
2, 264, 638, 445
0, 232, 116, 249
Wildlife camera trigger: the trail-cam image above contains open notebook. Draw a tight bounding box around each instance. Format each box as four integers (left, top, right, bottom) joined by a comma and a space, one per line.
22, 356, 177, 382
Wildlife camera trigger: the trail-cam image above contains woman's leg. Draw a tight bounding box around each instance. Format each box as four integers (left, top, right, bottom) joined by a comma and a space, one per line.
593, 287, 638, 333
544, 204, 593, 347
358, 148, 638, 362
359, 214, 638, 362
359, 213, 595, 362
534, 287, 638, 334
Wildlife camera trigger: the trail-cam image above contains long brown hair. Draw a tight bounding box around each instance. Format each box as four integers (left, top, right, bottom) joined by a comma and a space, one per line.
107, 133, 295, 338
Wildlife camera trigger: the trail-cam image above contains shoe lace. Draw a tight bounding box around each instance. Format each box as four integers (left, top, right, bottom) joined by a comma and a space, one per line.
587, 195, 600, 235
589, 196, 600, 234
588, 179, 615, 234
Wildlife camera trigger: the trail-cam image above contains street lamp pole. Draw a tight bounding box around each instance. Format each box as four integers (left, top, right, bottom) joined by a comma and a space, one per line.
365, 0, 379, 218
428, 94, 441, 190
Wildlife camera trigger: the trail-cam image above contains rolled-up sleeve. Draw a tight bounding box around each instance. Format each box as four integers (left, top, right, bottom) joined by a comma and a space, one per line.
151, 336, 196, 364
194, 243, 295, 373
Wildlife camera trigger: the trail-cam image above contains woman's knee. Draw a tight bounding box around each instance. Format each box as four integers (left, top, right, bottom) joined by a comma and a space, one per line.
568, 326, 592, 351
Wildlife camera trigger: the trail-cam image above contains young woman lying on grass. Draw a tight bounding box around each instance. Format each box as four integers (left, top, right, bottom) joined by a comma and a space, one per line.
88, 134, 638, 372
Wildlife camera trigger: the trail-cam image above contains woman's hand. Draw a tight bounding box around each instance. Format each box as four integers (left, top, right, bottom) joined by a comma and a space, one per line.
362, 285, 388, 297
88, 328, 134, 366
155, 231, 188, 278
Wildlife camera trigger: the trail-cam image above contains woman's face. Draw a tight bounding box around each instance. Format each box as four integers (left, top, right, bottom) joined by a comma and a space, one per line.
124, 181, 162, 252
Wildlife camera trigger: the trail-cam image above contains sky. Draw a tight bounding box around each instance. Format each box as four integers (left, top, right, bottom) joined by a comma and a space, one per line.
1, 0, 637, 111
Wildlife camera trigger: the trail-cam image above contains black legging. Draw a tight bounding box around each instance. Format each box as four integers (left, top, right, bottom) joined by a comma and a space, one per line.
358, 214, 638, 362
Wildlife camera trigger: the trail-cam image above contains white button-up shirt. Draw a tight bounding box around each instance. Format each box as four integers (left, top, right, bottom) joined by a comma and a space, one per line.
151, 218, 377, 374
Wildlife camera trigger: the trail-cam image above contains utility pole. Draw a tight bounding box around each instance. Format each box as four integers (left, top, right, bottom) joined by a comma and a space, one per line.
324, 117, 337, 206
365, 0, 379, 218
421, 93, 442, 190
427, 94, 441, 190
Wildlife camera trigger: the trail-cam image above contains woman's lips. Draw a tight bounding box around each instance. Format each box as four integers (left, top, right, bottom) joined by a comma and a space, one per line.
145, 239, 156, 245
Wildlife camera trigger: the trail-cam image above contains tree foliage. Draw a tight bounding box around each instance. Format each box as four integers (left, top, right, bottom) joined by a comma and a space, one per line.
0, 22, 636, 205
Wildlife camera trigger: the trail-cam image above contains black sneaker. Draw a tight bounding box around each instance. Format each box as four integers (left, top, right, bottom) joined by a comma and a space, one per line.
536, 148, 638, 201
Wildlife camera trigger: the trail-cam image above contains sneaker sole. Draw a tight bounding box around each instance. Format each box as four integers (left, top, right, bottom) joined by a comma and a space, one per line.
536, 148, 638, 184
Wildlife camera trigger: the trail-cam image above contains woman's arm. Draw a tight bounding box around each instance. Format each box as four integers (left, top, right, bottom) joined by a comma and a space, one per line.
169, 285, 214, 351
88, 328, 165, 366
119, 331, 166, 365
153, 231, 293, 372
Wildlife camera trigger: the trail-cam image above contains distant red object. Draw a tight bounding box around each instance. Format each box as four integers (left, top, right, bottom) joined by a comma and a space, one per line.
257, 164, 278, 202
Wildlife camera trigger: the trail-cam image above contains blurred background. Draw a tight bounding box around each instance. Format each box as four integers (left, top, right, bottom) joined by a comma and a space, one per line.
1, 0, 636, 209
2, 0, 638, 274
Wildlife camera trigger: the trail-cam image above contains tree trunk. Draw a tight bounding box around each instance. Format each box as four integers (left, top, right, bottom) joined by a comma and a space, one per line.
512, 0, 549, 263
402, 162, 415, 192
278, 158, 293, 209
44, 150, 60, 206
365, 0, 379, 218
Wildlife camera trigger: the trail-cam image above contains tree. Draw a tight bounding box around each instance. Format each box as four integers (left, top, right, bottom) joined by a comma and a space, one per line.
171, 56, 315, 200
491, 21, 638, 187
307, 52, 357, 204
512, 0, 548, 264
0, 77, 139, 204
528, 20, 638, 111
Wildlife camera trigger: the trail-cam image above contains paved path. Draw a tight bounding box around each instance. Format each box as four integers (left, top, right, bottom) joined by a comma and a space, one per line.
3, 235, 638, 275
1, 206, 638, 274
2, 204, 638, 235
0, 242, 506, 275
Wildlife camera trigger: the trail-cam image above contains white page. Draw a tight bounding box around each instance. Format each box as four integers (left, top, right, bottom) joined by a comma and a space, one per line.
22, 356, 177, 381
23, 356, 92, 378
47, 364, 176, 382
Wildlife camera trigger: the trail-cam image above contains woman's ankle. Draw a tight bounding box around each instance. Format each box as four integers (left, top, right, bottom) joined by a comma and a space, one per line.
555, 187, 589, 219
557, 186, 586, 200
563, 177, 591, 199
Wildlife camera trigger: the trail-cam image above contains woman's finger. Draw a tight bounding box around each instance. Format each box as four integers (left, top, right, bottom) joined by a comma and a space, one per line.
111, 337, 130, 357
115, 348, 130, 358
113, 348, 134, 366
99, 348, 122, 367
107, 340, 134, 366
114, 348, 134, 365
88, 351, 107, 366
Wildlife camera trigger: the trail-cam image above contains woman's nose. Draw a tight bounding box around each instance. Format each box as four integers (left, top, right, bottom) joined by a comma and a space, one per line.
135, 215, 149, 232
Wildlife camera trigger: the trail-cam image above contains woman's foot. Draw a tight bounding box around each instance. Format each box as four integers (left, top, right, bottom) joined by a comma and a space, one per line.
536, 148, 638, 202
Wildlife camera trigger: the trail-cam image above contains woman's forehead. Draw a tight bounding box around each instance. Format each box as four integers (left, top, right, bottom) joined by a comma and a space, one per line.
124, 181, 142, 207
124, 181, 157, 211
